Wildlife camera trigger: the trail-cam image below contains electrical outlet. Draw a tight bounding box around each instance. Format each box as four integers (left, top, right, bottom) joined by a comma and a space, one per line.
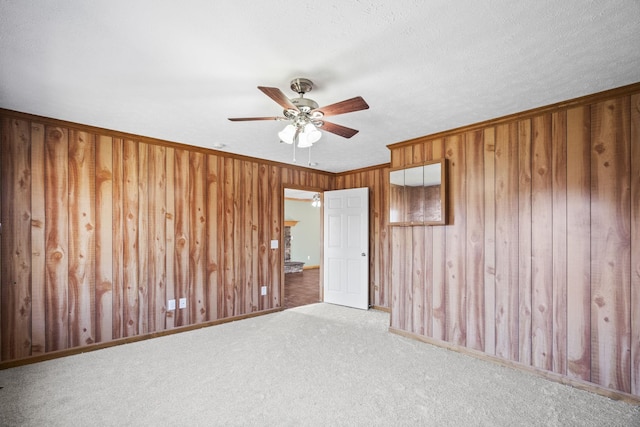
179, 298, 186, 309
270, 239, 278, 249
167, 299, 176, 311
261, 286, 267, 296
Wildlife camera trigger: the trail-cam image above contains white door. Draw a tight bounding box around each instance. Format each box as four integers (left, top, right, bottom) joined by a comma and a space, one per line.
323, 187, 369, 309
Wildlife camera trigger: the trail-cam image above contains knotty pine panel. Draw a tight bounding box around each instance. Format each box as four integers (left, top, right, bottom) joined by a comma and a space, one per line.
590, 97, 631, 393
30, 123, 46, 356
566, 105, 592, 382
148, 144, 166, 331
388, 89, 640, 399
44, 126, 69, 351
551, 111, 568, 376
1, 118, 32, 360
531, 115, 553, 371
517, 119, 532, 366
137, 142, 149, 335
465, 130, 485, 352
0, 110, 332, 365
96, 135, 114, 342
68, 130, 96, 347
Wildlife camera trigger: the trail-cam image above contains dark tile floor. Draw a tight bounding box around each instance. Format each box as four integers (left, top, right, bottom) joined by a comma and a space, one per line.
284, 268, 320, 309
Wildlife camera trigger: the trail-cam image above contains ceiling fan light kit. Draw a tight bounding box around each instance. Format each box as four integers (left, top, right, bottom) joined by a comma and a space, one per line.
229, 78, 369, 164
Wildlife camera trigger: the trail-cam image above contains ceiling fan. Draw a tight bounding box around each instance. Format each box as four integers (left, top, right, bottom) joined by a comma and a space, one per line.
228, 78, 369, 151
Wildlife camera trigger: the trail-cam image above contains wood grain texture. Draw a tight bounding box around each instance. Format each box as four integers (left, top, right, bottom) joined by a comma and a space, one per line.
148, 144, 166, 331
590, 97, 631, 393
551, 111, 568, 376
95, 135, 113, 342
164, 147, 176, 329
518, 119, 532, 366
444, 134, 466, 346
258, 164, 270, 311
268, 165, 281, 308
68, 130, 96, 347
465, 130, 484, 351
1, 118, 32, 360
494, 123, 519, 361
137, 143, 149, 334
122, 139, 139, 337
189, 151, 207, 323
174, 149, 190, 326
44, 126, 69, 351
30, 123, 46, 355
111, 138, 124, 339
566, 106, 592, 382
531, 115, 553, 371
631, 93, 640, 395
431, 140, 446, 341
483, 128, 496, 355
206, 154, 220, 320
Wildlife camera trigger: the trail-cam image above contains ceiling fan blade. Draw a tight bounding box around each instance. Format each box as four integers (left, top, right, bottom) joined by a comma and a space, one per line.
257, 86, 299, 111
312, 96, 369, 117
228, 116, 283, 121
320, 121, 359, 138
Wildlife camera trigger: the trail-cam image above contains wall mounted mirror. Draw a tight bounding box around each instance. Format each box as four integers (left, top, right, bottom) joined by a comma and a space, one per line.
389, 159, 446, 225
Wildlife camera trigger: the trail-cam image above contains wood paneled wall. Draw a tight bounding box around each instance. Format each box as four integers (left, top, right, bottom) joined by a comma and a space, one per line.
388, 90, 640, 399
335, 166, 391, 310
0, 112, 334, 362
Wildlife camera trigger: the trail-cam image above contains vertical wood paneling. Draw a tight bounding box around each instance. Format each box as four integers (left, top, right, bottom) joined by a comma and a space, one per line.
250, 162, 259, 312
137, 143, 149, 334
269, 165, 281, 307
552, 111, 568, 375
30, 123, 46, 355
68, 130, 96, 347
206, 154, 219, 320
164, 147, 176, 329
631, 93, 640, 395
95, 135, 113, 343
148, 144, 166, 331
518, 119, 532, 366
590, 97, 631, 393
258, 164, 270, 311
1, 118, 32, 360
465, 130, 484, 351
223, 157, 235, 317
431, 140, 446, 341
122, 139, 139, 337
445, 135, 466, 346
495, 123, 519, 361
111, 138, 124, 339
531, 115, 553, 370
566, 106, 591, 381
174, 149, 190, 326
189, 151, 207, 323
232, 159, 243, 316
483, 128, 496, 355
390, 226, 404, 330
45, 126, 69, 351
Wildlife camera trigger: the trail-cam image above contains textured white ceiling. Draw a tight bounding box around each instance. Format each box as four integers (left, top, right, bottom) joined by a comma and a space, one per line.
1, 1, 639, 172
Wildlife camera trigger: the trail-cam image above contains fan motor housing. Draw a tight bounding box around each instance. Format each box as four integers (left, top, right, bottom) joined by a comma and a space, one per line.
290, 97, 319, 113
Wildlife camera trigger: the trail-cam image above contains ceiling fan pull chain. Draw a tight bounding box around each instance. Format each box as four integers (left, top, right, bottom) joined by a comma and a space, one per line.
308, 146, 312, 166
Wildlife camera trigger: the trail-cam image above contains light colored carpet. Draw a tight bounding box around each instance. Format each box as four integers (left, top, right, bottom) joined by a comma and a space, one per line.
1, 303, 638, 426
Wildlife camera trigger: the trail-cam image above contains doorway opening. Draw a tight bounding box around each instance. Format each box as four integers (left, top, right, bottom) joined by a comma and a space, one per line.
283, 188, 322, 309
